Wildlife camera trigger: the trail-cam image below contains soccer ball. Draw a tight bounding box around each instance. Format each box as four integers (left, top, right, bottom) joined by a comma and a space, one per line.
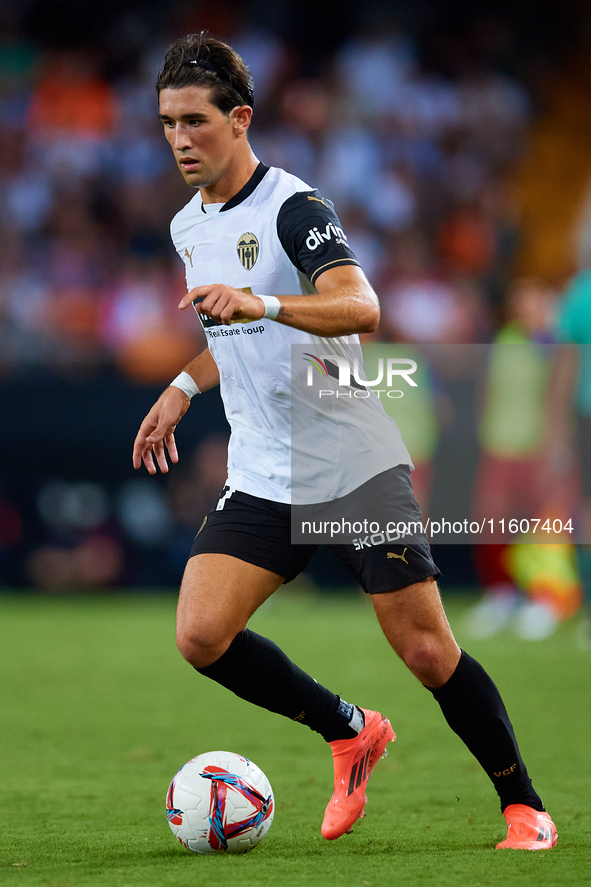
166, 751, 274, 854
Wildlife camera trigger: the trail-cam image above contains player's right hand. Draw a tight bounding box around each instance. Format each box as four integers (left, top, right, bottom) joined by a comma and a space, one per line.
133, 386, 191, 474
180, 284, 266, 325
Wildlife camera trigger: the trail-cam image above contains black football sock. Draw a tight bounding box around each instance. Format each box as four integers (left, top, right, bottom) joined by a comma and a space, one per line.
196, 628, 364, 742
427, 650, 544, 812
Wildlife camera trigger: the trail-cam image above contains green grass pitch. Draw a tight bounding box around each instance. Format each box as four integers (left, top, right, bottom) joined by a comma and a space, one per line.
0, 590, 589, 887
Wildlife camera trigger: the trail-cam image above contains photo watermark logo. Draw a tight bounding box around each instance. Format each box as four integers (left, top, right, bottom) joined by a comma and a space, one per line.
302, 353, 418, 398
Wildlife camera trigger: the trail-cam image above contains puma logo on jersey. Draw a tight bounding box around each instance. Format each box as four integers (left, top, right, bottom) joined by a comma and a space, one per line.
195, 515, 208, 538
306, 222, 348, 251
183, 246, 195, 267
387, 548, 408, 564
307, 195, 330, 208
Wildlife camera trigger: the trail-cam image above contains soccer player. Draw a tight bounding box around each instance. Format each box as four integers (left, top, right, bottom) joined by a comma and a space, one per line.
133, 33, 557, 850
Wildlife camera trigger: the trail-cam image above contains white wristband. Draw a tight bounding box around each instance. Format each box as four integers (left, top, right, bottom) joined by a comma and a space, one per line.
259, 295, 281, 320
170, 371, 200, 399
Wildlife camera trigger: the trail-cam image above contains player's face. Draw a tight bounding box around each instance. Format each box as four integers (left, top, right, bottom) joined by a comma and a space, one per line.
158, 86, 240, 189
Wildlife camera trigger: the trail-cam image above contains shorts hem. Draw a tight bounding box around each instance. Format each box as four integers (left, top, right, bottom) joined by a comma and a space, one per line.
188, 545, 288, 581
365, 570, 442, 595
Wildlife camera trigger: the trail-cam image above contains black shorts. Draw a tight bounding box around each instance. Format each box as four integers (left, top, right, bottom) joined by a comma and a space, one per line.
189, 468, 440, 595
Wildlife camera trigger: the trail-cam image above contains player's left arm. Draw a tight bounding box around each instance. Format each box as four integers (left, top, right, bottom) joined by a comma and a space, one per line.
269, 263, 379, 336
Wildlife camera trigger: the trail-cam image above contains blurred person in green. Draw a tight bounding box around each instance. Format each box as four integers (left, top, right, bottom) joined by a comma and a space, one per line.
468, 278, 581, 640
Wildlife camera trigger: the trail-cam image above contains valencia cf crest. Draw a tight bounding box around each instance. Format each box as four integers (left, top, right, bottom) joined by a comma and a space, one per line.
237, 233, 259, 270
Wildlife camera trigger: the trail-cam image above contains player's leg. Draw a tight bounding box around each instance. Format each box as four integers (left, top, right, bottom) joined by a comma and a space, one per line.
371, 577, 541, 808
371, 577, 556, 848
371, 576, 460, 685
176, 546, 365, 743
176, 552, 282, 668
179, 484, 384, 842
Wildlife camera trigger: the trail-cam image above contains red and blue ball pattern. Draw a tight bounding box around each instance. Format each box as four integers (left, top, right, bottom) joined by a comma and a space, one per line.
166, 751, 274, 854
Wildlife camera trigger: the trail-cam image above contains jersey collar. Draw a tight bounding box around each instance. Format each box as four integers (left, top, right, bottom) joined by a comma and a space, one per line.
200, 162, 270, 213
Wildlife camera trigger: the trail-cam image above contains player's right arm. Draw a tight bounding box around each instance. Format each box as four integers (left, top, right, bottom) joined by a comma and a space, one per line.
132, 348, 220, 475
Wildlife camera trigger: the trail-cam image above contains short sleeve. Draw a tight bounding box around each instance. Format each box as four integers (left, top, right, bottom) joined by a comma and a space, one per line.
276, 190, 360, 286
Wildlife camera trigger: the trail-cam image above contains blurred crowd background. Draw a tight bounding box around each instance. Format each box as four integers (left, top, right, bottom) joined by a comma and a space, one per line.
1, 0, 591, 639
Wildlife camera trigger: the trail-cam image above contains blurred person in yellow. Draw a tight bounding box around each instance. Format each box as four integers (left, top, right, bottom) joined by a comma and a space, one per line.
468, 278, 581, 640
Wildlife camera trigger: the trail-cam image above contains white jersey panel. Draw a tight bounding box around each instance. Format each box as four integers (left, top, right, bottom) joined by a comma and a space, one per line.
171, 166, 411, 503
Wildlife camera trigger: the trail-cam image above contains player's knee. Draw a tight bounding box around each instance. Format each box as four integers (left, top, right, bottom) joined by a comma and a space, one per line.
176, 620, 235, 669
401, 634, 454, 686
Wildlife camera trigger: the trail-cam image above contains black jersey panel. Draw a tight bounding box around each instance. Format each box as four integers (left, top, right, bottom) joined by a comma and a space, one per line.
276, 190, 360, 285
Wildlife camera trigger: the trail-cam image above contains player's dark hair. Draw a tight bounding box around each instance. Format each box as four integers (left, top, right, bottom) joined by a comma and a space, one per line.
156, 33, 254, 113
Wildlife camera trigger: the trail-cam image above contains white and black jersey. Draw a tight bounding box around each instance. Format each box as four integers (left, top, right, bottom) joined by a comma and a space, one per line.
171, 163, 411, 503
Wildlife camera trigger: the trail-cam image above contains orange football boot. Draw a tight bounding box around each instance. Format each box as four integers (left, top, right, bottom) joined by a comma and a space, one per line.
496, 804, 557, 850
321, 708, 395, 840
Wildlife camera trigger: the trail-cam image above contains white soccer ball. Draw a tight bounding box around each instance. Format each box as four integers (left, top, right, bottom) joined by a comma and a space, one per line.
166, 751, 274, 854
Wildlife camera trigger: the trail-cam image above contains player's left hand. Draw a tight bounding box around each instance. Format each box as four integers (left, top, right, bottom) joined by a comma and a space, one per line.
179, 284, 266, 325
